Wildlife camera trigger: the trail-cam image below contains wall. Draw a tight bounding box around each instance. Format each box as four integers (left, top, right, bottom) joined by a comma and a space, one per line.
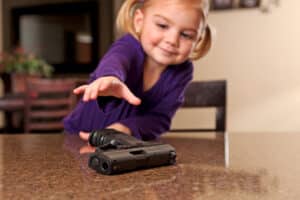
174, 1, 300, 133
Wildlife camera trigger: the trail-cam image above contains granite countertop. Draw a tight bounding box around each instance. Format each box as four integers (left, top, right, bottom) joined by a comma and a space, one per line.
1, 132, 300, 199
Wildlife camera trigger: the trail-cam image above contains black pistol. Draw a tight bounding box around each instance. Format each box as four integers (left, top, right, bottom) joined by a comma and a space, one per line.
88, 129, 176, 175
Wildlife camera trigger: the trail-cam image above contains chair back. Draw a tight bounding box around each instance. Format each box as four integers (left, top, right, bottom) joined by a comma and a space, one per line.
24, 78, 76, 133
171, 80, 227, 133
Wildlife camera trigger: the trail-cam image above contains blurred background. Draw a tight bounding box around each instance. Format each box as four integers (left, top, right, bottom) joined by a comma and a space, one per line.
0, 0, 299, 134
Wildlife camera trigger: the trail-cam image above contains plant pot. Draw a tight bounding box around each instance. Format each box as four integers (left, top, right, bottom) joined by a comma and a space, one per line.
11, 73, 40, 93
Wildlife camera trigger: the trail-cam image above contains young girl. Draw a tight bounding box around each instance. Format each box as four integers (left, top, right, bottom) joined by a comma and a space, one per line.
63, 0, 212, 141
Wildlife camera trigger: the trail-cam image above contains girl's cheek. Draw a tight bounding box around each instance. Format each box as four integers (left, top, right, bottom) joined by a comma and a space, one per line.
184, 43, 195, 57
148, 33, 161, 44
184, 42, 194, 52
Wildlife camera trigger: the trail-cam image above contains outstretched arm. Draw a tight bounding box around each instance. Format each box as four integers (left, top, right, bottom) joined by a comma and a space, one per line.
73, 76, 141, 106
78, 76, 190, 141
64, 35, 143, 135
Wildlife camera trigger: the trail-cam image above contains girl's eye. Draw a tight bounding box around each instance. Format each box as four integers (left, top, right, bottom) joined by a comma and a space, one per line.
181, 32, 194, 40
156, 23, 168, 29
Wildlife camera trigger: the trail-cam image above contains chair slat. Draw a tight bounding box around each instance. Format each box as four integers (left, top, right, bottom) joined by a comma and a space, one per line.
24, 78, 76, 133
30, 99, 71, 106
29, 110, 70, 118
28, 122, 64, 130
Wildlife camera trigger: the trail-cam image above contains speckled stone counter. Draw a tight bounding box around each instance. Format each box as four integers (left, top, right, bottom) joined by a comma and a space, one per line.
1, 132, 300, 199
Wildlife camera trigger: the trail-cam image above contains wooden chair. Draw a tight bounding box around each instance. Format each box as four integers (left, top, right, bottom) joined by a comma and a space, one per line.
24, 78, 76, 133
171, 80, 227, 133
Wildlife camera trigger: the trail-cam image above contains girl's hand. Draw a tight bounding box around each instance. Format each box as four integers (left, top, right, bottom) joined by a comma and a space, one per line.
79, 131, 96, 154
73, 76, 141, 105
106, 123, 131, 135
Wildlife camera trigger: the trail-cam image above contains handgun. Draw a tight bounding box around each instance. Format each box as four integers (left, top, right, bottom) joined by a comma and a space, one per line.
88, 129, 176, 175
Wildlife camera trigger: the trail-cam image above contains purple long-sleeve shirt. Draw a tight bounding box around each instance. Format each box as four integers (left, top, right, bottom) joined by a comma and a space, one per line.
63, 34, 193, 140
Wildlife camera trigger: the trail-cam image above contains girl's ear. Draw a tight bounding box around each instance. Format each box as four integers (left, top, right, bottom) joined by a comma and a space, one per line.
133, 9, 144, 34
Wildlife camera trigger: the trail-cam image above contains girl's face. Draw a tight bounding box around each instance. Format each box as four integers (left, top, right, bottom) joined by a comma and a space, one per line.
134, 0, 202, 67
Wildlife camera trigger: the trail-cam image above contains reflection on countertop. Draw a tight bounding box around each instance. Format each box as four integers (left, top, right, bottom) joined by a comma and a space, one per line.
1, 132, 299, 199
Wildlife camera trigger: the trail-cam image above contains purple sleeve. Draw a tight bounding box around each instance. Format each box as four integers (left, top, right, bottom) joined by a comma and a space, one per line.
119, 65, 193, 140
63, 100, 104, 134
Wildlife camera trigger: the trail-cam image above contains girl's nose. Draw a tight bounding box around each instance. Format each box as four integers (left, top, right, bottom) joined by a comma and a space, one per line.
165, 30, 179, 47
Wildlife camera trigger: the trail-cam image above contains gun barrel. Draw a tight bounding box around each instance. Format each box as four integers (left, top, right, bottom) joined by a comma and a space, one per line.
89, 143, 176, 175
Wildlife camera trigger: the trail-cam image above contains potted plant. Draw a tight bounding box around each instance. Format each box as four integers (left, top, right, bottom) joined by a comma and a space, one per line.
0, 47, 54, 93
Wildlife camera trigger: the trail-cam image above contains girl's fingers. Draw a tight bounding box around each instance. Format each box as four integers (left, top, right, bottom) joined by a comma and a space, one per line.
107, 79, 141, 105
79, 131, 90, 141
79, 145, 96, 154
97, 78, 120, 97
98, 79, 110, 92
83, 87, 92, 101
119, 84, 141, 105
84, 79, 109, 100
73, 85, 88, 94
83, 80, 102, 101
90, 81, 103, 100
77, 85, 97, 102
77, 77, 141, 105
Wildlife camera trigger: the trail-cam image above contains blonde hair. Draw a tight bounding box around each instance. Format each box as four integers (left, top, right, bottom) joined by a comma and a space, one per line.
116, 0, 212, 60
